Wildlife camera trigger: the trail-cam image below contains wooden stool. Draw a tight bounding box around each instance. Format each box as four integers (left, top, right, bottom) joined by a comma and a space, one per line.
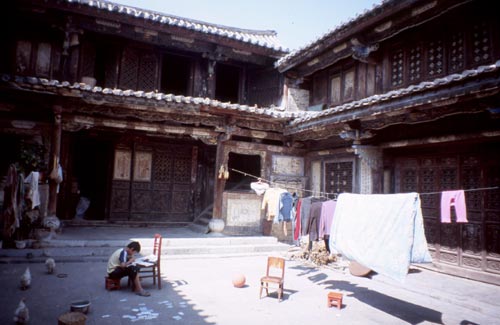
327, 291, 343, 309
105, 276, 120, 291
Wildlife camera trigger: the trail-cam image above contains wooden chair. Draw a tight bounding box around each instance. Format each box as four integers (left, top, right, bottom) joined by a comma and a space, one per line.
132, 233, 163, 289
259, 256, 285, 301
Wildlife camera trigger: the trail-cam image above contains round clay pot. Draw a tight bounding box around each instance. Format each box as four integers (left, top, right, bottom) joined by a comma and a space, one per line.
208, 218, 225, 233
232, 274, 246, 288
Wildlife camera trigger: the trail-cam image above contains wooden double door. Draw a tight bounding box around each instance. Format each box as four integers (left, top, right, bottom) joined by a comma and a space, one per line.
392, 143, 500, 284
110, 142, 198, 222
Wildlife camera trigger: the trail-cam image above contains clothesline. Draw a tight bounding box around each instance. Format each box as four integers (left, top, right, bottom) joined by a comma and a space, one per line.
230, 168, 499, 197
230, 168, 336, 198
419, 186, 499, 195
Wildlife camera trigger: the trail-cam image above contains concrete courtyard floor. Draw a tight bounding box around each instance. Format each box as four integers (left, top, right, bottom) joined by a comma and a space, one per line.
1, 252, 499, 324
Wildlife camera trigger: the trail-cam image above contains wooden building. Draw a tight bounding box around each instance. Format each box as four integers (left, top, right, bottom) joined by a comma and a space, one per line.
1, 0, 499, 285
277, 0, 500, 284
0, 0, 305, 237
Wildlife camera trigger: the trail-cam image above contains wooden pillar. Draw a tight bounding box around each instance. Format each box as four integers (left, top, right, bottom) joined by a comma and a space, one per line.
212, 135, 227, 219
47, 107, 62, 216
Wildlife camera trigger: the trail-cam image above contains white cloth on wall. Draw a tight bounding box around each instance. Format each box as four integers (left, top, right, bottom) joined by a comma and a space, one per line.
329, 192, 432, 282
24, 171, 41, 209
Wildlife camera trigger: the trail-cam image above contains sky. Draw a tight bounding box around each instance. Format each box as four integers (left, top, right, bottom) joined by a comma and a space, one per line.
111, 0, 380, 51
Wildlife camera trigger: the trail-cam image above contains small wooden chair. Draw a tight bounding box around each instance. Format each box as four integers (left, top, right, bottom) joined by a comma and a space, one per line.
259, 256, 285, 301
105, 276, 121, 291
136, 233, 163, 289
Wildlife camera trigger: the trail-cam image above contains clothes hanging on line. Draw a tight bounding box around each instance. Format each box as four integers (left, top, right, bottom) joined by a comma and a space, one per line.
294, 198, 302, 241
279, 192, 294, 223
250, 179, 269, 196
24, 171, 41, 210
329, 192, 432, 282
261, 187, 287, 221
306, 201, 323, 242
440, 190, 467, 223
319, 199, 336, 253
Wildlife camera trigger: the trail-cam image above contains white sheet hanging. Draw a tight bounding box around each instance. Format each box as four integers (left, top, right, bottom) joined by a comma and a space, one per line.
329, 192, 432, 282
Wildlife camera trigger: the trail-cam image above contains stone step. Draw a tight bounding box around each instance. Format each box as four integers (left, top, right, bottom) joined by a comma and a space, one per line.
0, 236, 291, 263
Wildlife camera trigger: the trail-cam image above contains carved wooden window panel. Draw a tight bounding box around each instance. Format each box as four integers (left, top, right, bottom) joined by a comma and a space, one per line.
119, 47, 140, 89
343, 68, 355, 102
449, 31, 465, 73
138, 53, 158, 91
153, 151, 173, 183
409, 45, 422, 82
133, 151, 152, 182
329, 74, 341, 105
390, 50, 404, 87
471, 22, 491, 65
427, 40, 445, 77
15, 40, 53, 78
324, 160, 354, 194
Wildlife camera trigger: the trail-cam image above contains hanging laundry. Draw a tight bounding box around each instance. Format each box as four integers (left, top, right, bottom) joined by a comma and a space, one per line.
279, 192, 294, 222
250, 179, 269, 196
319, 200, 336, 239
319, 200, 336, 253
24, 171, 41, 210
2, 164, 20, 238
306, 201, 323, 242
440, 190, 467, 223
329, 193, 432, 282
293, 198, 302, 241
299, 197, 313, 236
261, 187, 287, 221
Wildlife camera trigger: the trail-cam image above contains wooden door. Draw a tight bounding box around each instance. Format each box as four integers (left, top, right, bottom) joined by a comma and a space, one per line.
110, 143, 197, 222
393, 145, 500, 284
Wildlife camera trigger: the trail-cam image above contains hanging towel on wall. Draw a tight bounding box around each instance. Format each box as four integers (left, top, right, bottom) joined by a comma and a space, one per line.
440, 190, 468, 223
329, 193, 432, 282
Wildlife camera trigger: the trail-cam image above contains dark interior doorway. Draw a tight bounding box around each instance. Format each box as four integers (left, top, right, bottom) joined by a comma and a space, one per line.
72, 136, 112, 220
225, 152, 261, 191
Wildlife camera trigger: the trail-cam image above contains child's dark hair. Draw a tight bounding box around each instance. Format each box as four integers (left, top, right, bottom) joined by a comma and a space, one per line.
127, 241, 141, 253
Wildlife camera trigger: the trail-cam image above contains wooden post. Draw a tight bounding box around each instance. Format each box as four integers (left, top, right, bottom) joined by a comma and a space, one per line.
47, 107, 62, 216
211, 135, 227, 219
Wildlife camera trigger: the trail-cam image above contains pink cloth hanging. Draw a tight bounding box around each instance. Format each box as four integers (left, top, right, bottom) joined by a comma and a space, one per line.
440, 190, 467, 223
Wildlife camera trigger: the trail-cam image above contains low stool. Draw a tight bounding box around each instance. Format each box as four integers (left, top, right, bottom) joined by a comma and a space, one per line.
105, 276, 121, 291
327, 291, 343, 309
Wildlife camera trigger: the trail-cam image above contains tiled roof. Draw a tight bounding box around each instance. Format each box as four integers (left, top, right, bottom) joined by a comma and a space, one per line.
65, 0, 288, 52
289, 60, 500, 126
276, 0, 388, 68
0, 74, 304, 120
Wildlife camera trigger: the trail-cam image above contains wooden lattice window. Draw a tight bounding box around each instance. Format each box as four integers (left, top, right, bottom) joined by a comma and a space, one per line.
324, 160, 354, 194
409, 45, 422, 82
119, 47, 140, 90
471, 22, 491, 64
428, 40, 444, 77
449, 32, 465, 72
138, 54, 158, 91
391, 50, 404, 87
